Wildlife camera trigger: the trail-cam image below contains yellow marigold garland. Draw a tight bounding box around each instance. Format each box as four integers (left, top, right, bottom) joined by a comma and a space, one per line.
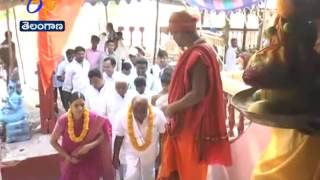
127, 104, 154, 151
67, 107, 90, 143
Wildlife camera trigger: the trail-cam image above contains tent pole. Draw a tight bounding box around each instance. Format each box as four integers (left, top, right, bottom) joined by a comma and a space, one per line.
5, 8, 13, 79
105, 4, 108, 24
13, 7, 26, 84
258, 0, 268, 49
152, 0, 160, 65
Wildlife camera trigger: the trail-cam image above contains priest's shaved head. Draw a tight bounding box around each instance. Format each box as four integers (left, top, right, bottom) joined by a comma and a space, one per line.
168, 11, 200, 48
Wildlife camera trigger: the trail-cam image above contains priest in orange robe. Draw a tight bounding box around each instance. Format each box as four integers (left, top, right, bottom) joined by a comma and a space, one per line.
158, 11, 232, 180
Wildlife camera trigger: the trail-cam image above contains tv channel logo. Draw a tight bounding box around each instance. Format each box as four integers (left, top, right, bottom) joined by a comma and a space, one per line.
20, 0, 65, 32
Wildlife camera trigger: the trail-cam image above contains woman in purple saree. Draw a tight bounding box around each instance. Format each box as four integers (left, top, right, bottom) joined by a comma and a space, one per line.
51, 92, 115, 180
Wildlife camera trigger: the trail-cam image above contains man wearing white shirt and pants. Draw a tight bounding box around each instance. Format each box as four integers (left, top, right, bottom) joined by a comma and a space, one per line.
130, 58, 162, 93
107, 75, 135, 180
84, 69, 110, 116
113, 95, 166, 180
102, 57, 123, 92
106, 75, 135, 126
133, 76, 156, 102
224, 38, 240, 71
56, 49, 74, 111
63, 46, 90, 94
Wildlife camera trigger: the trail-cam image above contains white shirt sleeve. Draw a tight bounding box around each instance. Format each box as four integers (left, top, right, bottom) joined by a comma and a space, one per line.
225, 47, 237, 71
56, 61, 65, 77
151, 76, 162, 93
156, 108, 166, 133
114, 117, 125, 137
62, 65, 73, 92
83, 88, 91, 108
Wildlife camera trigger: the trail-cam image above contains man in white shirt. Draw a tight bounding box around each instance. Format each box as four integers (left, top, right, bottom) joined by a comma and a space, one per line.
121, 62, 132, 77
106, 74, 135, 126
100, 40, 117, 71
97, 32, 107, 52
113, 95, 166, 180
130, 58, 162, 93
133, 76, 156, 102
106, 75, 135, 180
225, 38, 240, 71
126, 48, 138, 73
86, 35, 104, 70
56, 49, 74, 111
84, 69, 109, 116
153, 49, 169, 78
63, 46, 90, 94
114, 32, 128, 71
104, 40, 116, 57
102, 57, 122, 92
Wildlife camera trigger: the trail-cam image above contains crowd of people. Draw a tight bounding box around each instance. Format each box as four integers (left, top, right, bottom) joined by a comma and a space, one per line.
51, 21, 174, 180
1, 8, 318, 180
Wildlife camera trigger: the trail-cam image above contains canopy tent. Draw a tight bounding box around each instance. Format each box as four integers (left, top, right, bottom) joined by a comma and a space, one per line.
185, 0, 263, 11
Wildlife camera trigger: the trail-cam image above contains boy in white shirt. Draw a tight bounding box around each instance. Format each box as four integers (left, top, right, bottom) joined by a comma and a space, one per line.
84, 69, 110, 117
113, 95, 166, 180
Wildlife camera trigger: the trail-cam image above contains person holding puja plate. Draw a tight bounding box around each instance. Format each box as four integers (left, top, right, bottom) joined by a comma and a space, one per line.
50, 92, 115, 180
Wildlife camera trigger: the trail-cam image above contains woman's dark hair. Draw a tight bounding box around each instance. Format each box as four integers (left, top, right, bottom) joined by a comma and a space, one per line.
88, 69, 102, 79
69, 92, 85, 104
161, 66, 174, 85
134, 76, 146, 87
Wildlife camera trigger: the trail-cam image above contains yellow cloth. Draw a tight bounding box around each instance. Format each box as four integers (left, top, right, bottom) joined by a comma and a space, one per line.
252, 128, 320, 180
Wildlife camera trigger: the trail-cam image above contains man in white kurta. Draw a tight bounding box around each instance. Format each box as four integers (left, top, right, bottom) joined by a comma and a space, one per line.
224, 38, 240, 71
106, 75, 135, 126
84, 69, 110, 117
113, 96, 166, 180
129, 58, 162, 93
102, 57, 123, 92
63, 46, 90, 94
106, 76, 135, 180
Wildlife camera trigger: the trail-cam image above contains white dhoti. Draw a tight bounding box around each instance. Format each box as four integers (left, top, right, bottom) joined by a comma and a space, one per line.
124, 159, 154, 180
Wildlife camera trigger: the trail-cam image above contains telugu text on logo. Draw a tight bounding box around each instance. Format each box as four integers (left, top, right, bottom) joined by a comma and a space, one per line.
20, 21, 65, 32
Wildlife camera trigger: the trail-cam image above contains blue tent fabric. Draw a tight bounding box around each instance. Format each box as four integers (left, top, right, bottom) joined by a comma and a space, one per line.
185, 0, 264, 11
